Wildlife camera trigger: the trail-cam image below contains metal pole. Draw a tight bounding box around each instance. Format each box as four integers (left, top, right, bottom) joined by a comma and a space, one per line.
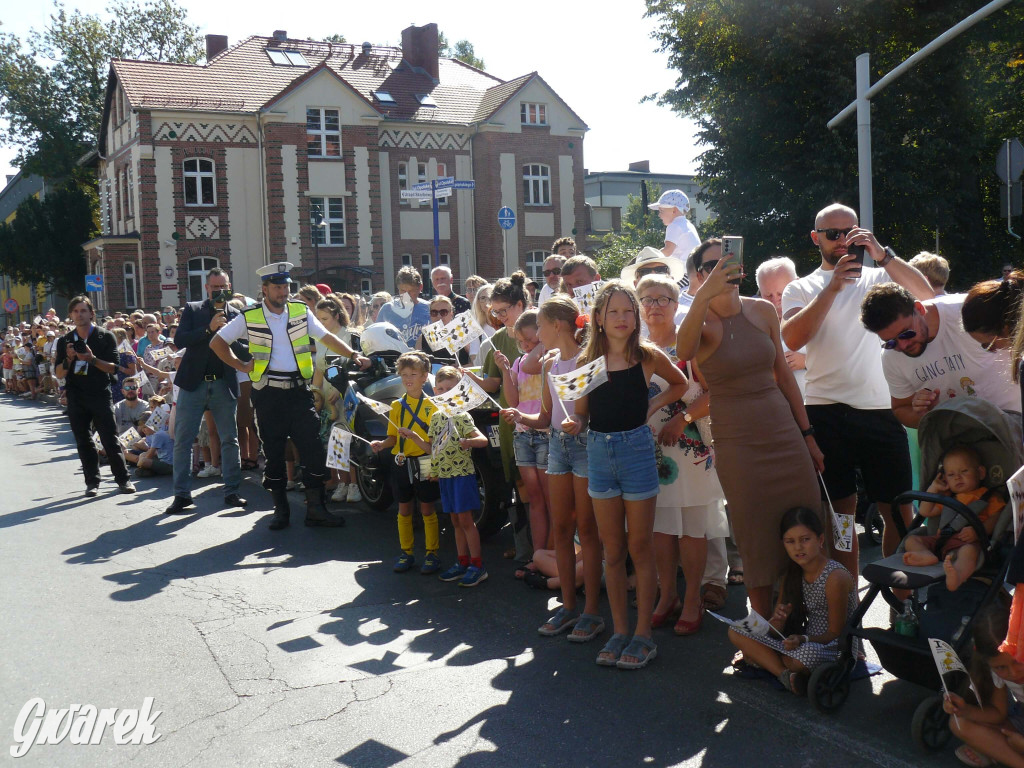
856, 53, 873, 231
1008, 140, 1022, 240
432, 180, 441, 268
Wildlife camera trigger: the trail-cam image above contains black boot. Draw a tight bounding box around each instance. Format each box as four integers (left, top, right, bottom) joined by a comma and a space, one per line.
268, 486, 290, 530
304, 486, 345, 527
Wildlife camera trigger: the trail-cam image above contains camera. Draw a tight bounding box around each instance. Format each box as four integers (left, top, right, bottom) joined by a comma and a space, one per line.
721, 236, 743, 286
73, 339, 88, 354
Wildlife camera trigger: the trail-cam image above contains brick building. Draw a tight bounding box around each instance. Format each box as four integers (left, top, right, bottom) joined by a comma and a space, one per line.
87, 23, 589, 312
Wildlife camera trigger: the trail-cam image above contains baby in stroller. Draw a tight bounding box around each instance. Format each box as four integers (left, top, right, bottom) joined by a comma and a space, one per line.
903, 444, 1006, 592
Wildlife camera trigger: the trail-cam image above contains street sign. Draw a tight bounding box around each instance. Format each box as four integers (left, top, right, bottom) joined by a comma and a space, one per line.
3, 298, 18, 313
85, 274, 103, 291
996, 138, 1024, 183
451, 180, 476, 190
498, 206, 516, 230
411, 181, 432, 191
400, 188, 452, 199
433, 176, 456, 189
1001, 182, 1023, 217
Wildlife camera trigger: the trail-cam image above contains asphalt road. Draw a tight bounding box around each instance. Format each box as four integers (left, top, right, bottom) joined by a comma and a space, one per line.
0, 394, 964, 767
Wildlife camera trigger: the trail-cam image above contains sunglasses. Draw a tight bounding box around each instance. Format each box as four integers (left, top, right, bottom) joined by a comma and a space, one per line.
815, 227, 855, 241
635, 265, 670, 279
880, 329, 917, 349
429, 309, 451, 318
543, 268, 561, 277
699, 259, 720, 273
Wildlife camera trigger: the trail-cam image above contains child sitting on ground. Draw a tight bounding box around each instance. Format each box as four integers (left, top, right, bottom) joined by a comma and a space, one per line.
400, 366, 490, 587
903, 444, 1005, 592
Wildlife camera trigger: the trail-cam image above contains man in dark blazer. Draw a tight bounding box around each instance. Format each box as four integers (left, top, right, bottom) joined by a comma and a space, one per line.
165, 267, 248, 514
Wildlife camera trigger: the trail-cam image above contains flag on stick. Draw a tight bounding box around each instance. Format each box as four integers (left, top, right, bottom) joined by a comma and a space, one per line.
356, 392, 401, 431
819, 472, 853, 552
326, 426, 352, 470
146, 404, 170, 432
929, 637, 982, 707
447, 311, 487, 347
420, 321, 448, 352
550, 356, 608, 402
117, 427, 142, 451
573, 281, 604, 316
431, 375, 490, 416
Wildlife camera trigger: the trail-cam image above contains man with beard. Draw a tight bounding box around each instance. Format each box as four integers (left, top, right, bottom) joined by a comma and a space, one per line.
210, 262, 371, 530
860, 282, 1020, 427
113, 378, 147, 433
781, 203, 933, 566
54, 295, 136, 497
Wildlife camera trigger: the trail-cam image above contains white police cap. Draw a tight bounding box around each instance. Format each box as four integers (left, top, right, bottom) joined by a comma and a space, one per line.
256, 261, 294, 284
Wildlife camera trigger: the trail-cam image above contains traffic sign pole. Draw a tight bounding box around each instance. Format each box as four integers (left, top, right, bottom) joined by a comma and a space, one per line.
432, 179, 441, 269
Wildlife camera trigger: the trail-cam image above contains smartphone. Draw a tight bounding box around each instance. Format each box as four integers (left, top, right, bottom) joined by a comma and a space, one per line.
721, 236, 743, 285
847, 243, 866, 277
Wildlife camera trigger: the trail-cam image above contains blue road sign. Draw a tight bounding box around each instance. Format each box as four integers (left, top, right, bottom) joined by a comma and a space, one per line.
433, 176, 456, 189
85, 274, 103, 291
411, 181, 432, 191
451, 180, 476, 190
498, 206, 516, 230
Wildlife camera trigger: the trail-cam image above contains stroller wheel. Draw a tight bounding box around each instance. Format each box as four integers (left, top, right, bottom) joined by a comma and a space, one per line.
911, 695, 951, 753
865, 504, 883, 546
808, 661, 850, 714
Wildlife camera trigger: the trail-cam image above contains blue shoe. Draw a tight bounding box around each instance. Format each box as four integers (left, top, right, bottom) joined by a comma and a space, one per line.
438, 563, 468, 582
420, 553, 442, 575
393, 553, 415, 573
459, 565, 488, 588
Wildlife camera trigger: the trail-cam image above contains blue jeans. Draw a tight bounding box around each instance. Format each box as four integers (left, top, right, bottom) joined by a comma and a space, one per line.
173, 378, 240, 499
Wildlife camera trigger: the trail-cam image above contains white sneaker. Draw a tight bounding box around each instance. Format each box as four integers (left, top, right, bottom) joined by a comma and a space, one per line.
346, 484, 362, 503
331, 484, 348, 502
197, 465, 221, 478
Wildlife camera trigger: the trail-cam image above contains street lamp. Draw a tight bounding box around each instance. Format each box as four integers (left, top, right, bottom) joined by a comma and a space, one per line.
311, 205, 326, 284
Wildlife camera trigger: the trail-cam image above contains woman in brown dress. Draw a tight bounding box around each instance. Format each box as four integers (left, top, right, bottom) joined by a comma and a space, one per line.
676, 239, 824, 618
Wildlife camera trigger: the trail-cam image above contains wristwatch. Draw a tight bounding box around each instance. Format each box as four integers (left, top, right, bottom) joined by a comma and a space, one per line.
683, 412, 693, 424
878, 246, 897, 267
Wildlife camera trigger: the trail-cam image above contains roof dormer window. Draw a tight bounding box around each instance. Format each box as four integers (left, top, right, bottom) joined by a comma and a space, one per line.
267, 49, 308, 67
416, 94, 437, 107
374, 91, 396, 104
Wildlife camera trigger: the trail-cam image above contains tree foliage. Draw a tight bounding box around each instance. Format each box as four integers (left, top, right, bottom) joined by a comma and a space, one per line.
646, 0, 1024, 289
438, 32, 486, 70
0, 181, 96, 297
0, 0, 203, 177
596, 183, 667, 279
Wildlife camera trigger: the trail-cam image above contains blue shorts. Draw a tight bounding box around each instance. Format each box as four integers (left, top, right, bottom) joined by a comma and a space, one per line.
587, 425, 659, 501
513, 429, 549, 468
439, 474, 480, 515
547, 429, 588, 478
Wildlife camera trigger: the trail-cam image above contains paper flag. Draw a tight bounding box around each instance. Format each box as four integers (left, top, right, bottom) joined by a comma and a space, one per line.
447, 311, 487, 347
420, 321, 448, 352
432, 416, 455, 459
91, 431, 103, 452
146, 346, 173, 362
1008, 464, 1024, 544
118, 340, 134, 355
819, 472, 853, 553
573, 281, 604, 316
929, 637, 982, 706
356, 391, 393, 418
550, 355, 608, 402
146, 405, 170, 432
708, 609, 787, 640
117, 427, 142, 450
326, 426, 352, 470
431, 375, 489, 416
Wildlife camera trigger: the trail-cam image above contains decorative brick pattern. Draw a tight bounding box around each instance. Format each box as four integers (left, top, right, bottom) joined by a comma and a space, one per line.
153, 121, 256, 144
184, 215, 220, 240
379, 129, 470, 150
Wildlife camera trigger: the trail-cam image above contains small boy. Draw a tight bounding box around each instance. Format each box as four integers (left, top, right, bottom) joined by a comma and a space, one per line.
400, 366, 490, 587
370, 351, 442, 574
135, 423, 174, 477
903, 444, 1005, 591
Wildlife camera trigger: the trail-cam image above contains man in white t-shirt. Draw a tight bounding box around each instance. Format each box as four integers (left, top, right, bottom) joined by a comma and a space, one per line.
537, 237, 575, 307
781, 203, 934, 565
756, 256, 807, 397
648, 189, 701, 288
860, 283, 1020, 427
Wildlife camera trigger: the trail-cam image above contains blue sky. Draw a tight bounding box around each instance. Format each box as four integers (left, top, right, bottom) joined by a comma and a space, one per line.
0, 0, 702, 182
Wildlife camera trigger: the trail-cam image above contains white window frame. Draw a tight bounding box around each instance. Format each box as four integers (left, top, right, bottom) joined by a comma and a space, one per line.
306, 108, 341, 158
523, 164, 551, 207
183, 158, 216, 206
525, 250, 547, 281
398, 161, 447, 206
267, 49, 308, 66
520, 102, 547, 126
309, 196, 346, 246
187, 256, 219, 302
126, 165, 134, 218
123, 261, 138, 309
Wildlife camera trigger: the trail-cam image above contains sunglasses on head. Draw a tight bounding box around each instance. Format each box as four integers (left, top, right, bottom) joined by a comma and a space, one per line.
815, 227, 855, 241
880, 329, 917, 349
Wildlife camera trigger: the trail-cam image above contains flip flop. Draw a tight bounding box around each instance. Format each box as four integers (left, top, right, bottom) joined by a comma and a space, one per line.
596, 633, 630, 666
778, 668, 808, 696
568, 613, 606, 643
955, 744, 994, 767
616, 635, 658, 670
538, 607, 579, 636
727, 570, 744, 585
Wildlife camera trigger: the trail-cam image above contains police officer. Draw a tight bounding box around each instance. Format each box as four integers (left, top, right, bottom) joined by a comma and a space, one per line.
210, 262, 370, 529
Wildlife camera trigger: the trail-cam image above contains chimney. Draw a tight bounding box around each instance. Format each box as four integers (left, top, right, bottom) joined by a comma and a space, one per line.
628, 160, 651, 173
205, 34, 228, 61
401, 23, 439, 82
272, 30, 288, 42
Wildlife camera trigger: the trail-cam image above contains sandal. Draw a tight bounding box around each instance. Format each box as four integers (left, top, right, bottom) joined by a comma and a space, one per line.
727, 569, 744, 585
616, 635, 658, 670
778, 668, 808, 696
568, 613, 606, 643
523, 570, 549, 590
955, 744, 994, 767
538, 607, 579, 636
701, 583, 727, 611
596, 633, 630, 666
241, 459, 259, 471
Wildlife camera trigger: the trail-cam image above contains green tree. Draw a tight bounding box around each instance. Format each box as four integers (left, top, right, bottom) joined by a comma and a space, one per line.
320, 34, 347, 44
646, 0, 1024, 289
595, 182, 666, 279
0, 0, 203, 177
438, 32, 485, 70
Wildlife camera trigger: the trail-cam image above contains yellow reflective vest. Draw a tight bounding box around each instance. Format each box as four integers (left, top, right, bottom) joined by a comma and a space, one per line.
243, 301, 314, 383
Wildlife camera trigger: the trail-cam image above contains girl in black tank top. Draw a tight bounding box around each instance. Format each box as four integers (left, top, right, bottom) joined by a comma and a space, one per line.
569, 281, 687, 669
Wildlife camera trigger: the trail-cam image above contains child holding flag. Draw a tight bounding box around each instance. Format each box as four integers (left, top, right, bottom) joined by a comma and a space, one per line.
400, 366, 489, 587
569, 280, 686, 670
370, 351, 442, 574
729, 507, 858, 695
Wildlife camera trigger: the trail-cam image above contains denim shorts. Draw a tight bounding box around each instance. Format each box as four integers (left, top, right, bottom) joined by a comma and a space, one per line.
547, 429, 589, 478
513, 429, 550, 468
587, 425, 659, 501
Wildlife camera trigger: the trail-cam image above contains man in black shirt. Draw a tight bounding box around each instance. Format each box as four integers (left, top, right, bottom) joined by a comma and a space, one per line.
430, 265, 471, 315
165, 268, 248, 515
54, 295, 136, 497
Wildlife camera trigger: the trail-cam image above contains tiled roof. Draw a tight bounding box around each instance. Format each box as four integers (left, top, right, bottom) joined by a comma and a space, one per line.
111, 36, 521, 125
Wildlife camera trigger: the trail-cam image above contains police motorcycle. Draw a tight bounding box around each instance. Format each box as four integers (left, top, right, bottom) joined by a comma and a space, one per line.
325, 322, 512, 538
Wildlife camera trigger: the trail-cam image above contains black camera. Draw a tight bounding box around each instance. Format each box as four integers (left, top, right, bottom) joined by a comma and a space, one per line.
73, 339, 88, 354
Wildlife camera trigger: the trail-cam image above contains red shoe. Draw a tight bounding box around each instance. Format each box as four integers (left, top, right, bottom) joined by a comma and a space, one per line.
651, 598, 682, 629
674, 601, 705, 636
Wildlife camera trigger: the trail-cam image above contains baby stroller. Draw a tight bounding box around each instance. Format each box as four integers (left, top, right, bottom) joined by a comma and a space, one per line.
806, 398, 1023, 753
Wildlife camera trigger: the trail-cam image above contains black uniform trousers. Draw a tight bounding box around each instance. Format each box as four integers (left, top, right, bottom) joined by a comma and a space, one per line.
251, 383, 327, 491
67, 390, 130, 487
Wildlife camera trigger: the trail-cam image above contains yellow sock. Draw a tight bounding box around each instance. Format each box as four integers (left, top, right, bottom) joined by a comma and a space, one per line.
397, 513, 414, 554
423, 512, 439, 554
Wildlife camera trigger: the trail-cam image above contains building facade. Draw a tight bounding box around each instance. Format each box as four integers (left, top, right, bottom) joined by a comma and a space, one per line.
88, 23, 588, 312
0, 172, 61, 325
